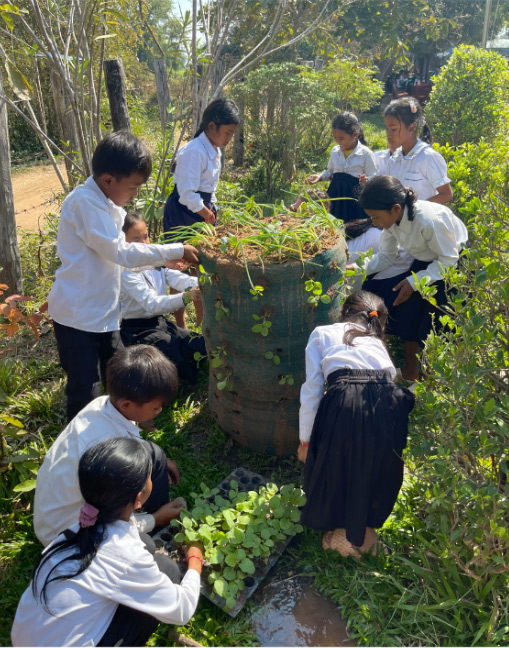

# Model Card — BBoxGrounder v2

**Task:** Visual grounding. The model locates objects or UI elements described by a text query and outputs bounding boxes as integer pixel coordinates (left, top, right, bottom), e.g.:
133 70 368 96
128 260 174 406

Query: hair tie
79 502 99 528
369 311 378 318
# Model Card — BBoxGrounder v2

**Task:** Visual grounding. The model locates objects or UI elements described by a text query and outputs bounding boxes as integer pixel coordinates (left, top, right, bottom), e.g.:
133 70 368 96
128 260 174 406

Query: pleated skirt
301 368 415 547
163 187 217 241
327 172 369 223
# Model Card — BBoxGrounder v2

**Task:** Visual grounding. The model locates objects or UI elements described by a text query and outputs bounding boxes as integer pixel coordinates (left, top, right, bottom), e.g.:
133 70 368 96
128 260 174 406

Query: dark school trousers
53 321 123 422
97 533 182 647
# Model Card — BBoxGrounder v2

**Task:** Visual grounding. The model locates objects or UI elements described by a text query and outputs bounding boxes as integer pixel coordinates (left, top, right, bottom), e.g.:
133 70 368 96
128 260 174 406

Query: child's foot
323 528 361 558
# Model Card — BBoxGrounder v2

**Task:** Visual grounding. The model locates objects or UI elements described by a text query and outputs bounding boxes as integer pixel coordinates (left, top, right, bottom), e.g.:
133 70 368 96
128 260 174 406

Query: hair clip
409 101 418 114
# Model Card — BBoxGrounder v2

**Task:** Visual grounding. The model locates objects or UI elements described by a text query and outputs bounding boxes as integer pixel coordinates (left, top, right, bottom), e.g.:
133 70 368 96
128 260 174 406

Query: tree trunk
0 67 22 296
233 99 244 167
154 59 171 132
103 58 131 131
50 68 81 187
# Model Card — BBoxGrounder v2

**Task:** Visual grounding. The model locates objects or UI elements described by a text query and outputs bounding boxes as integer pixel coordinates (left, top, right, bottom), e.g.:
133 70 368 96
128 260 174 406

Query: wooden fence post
103 58 131 131
0 66 22 296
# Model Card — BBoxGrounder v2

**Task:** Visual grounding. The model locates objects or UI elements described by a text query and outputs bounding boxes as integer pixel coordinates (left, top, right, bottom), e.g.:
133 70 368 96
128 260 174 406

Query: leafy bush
426 45 509 146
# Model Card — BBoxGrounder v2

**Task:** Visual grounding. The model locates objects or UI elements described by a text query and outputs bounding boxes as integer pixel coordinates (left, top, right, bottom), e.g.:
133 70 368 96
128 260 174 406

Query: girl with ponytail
358 175 468 381
12 438 202 647
298 290 415 558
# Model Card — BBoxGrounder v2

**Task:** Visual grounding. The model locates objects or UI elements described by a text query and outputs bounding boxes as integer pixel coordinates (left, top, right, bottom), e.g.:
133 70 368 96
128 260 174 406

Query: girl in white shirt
384 97 453 203
306 111 377 223
298 290 414 558
359 175 468 381
12 437 203 647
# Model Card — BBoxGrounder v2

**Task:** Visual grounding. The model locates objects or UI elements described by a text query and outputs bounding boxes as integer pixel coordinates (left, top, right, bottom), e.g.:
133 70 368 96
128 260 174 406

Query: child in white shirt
13 437 203 647
48 130 199 422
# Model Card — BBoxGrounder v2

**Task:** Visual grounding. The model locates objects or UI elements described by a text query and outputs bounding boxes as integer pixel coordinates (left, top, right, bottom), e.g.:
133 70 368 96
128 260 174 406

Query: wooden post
50 68 80 187
103 58 131 131
153 59 171 131
0 66 22 296
233 98 244 167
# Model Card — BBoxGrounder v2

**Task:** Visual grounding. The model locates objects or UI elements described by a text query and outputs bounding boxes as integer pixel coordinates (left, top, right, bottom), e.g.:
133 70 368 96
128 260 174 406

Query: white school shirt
386 139 450 200
11 520 201 647
374 149 392 175
48 176 184 333
348 227 414 283
364 201 468 290
320 141 377 181
120 267 198 320
33 396 156 547
174 131 221 213
299 322 396 442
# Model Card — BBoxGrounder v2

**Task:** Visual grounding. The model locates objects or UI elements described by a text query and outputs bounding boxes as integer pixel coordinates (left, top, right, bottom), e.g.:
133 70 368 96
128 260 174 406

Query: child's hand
182 245 199 265
152 501 183 526
392 278 414 306
297 444 309 462
306 174 321 185
167 458 181 485
165 259 190 271
346 263 357 271
358 173 368 185
188 287 201 303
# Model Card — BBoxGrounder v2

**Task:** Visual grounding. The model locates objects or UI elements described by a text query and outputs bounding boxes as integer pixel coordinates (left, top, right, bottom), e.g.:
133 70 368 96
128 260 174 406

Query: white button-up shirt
386 139 450 200
320 141 377 181
34 397 156 547
11 520 201 647
48 177 185 332
121 267 198 320
174 131 221 213
365 201 468 290
299 323 396 441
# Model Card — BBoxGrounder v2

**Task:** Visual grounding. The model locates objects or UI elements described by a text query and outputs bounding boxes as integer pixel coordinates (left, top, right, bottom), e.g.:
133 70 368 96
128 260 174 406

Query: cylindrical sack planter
199 239 347 456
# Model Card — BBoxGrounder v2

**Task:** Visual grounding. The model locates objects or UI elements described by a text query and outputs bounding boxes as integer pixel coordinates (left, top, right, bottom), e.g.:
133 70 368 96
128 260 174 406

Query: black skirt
327 172 369 223
163 186 217 241
301 368 414 547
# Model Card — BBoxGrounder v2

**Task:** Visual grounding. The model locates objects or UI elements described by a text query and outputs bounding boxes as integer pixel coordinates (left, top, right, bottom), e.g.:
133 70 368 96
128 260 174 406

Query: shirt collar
198 131 220 160
85 176 126 217
104 397 141 436
395 205 413 233
393 139 428 161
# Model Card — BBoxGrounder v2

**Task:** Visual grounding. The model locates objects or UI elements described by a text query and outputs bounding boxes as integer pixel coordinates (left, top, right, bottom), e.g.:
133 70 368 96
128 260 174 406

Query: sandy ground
11 162 66 231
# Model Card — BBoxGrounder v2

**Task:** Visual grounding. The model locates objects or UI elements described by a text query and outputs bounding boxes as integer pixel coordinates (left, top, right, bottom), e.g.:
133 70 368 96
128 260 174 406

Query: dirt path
12 162 66 231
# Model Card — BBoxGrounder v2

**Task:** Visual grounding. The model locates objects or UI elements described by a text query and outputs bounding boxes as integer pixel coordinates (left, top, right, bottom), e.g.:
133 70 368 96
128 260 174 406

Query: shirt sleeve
164 269 199 292
133 512 155 534
175 147 207 213
73 198 184 268
299 330 326 442
364 149 378 179
425 150 451 189
364 228 400 276
121 271 185 315
409 219 462 289
321 150 335 181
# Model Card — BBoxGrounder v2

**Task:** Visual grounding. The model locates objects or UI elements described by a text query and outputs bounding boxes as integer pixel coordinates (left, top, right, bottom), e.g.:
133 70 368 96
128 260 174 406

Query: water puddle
250 577 356 647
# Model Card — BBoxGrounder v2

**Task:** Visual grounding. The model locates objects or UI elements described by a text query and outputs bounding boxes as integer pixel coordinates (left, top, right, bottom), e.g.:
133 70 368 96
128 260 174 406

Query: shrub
426 45 509 146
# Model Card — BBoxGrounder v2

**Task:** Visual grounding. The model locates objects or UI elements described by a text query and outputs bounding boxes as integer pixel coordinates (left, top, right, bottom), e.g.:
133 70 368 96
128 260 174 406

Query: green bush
426 45 509 146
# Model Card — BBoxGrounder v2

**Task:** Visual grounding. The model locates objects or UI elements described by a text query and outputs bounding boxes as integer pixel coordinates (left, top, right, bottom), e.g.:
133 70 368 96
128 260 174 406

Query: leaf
213 578 228 597
225 552 237 567
13 479 36 493
94 33 117 40
0 414 24 428
182 516 193 529
4 60 31 100
239 558 255 574
223 566 237 581
225 596 236 611
208 547 224 564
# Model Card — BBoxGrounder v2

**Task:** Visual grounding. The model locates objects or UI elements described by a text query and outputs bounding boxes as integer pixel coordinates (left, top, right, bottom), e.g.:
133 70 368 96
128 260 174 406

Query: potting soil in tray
152 467 298 618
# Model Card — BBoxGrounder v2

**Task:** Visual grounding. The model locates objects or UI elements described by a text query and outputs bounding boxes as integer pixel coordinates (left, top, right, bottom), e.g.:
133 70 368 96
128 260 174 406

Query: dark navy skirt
363 259 450 344
327 172 369 223
301 368 414 546
163 186 217 241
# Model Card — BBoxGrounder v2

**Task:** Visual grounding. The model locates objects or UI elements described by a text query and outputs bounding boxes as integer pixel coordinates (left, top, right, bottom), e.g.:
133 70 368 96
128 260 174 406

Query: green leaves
251 313 272 336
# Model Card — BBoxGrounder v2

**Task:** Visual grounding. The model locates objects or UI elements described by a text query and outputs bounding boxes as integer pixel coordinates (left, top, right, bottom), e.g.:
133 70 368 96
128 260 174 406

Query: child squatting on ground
12 438 203 647
358 175 468 381
33 345 185 548
306 111 377 223
47 130 199 423
120 211 206 385
298 290 415 557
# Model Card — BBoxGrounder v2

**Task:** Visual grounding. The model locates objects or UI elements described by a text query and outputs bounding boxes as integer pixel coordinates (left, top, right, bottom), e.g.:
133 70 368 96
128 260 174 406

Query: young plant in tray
171 480 306 611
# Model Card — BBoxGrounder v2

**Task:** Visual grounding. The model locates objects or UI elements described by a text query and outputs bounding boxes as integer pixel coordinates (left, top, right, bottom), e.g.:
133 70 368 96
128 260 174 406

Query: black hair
32 438 152 610
92 130 152 180
344 218 374 240
194 98 241 138
358 175 418 221
122 210 145 234
384 97 432 144
106 345 178 405
332 111 367 146
340 290 388 346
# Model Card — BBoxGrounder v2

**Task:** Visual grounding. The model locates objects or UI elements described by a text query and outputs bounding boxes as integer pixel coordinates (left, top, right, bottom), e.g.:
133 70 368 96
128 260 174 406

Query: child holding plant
13 437 203 647
298 290 415 557
120 211 206 383
306 111 377 223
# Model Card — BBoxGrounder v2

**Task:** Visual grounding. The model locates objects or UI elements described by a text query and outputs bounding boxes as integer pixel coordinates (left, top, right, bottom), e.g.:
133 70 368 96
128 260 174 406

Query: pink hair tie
79 502 99 528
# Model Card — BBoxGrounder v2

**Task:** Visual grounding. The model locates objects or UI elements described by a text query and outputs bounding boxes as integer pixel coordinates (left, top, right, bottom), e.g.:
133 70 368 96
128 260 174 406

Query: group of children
11 93 469 645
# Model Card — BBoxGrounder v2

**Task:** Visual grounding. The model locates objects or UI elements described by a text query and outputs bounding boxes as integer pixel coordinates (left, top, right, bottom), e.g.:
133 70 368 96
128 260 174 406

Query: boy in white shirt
34 345 184 547
48 130 199 421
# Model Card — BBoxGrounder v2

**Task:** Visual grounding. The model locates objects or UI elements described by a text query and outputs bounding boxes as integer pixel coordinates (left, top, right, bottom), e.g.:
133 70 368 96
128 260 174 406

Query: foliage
426 45 509 146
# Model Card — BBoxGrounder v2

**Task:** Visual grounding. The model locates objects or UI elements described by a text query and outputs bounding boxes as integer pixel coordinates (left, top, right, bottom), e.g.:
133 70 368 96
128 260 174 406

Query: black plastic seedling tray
153 467 295 617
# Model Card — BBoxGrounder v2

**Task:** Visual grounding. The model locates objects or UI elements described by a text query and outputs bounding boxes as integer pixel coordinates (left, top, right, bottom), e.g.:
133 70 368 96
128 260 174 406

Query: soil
11 162 65 232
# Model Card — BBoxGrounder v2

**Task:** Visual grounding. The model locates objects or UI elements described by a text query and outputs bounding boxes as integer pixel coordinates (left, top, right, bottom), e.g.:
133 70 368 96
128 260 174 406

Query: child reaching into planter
359 175 468 381
306 111 377 223
298 290 415 557
120 211 206 383
13 437 203 647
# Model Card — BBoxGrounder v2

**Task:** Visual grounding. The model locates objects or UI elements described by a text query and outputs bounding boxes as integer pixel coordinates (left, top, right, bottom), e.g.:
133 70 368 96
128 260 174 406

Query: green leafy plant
304 279 331 306
264 350 281 366
251 313 272 337
215 299 230 321
278 374 294 386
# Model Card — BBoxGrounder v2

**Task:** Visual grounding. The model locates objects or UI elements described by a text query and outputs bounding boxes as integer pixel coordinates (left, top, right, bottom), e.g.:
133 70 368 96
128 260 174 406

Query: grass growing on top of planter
161 196 342 263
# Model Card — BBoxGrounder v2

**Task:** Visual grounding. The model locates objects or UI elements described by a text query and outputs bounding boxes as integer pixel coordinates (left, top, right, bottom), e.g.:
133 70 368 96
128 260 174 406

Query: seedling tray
153 467 297 617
